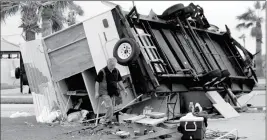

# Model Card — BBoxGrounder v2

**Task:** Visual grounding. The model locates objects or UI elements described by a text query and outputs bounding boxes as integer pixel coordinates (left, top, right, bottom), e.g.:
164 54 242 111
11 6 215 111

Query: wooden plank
205 91 226 104
123 115 146 123
48 38 94 82
213 103 240 119
162 29 191 69
135 117 168 126
175 32 203 74
202 35 226 70
133 128 177 140
210 39 238 76
196 32 219 70
151 29 181 71
44 23 86 51
180 29 209 72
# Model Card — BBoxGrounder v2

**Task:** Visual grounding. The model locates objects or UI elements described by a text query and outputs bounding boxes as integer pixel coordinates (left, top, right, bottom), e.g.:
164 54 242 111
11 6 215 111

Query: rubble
9 112 33 118
67 110 89 123
17 1 260 140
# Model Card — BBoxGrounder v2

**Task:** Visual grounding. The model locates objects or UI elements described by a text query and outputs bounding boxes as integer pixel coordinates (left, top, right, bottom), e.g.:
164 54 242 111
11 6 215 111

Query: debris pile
9 112 33 118
205 129 247 140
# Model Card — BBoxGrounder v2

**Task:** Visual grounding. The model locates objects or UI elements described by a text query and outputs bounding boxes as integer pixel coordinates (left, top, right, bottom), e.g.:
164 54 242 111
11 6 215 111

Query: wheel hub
117 43 132 59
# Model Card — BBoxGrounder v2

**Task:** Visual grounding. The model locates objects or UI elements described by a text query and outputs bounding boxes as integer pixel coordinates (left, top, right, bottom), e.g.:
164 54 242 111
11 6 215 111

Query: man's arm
117 70 127 95
118 81 126 91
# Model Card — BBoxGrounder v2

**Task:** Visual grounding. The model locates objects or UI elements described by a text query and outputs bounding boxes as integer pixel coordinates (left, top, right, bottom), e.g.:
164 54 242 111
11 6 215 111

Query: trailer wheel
113 38 140 66
221 69 230 78
160 4 185 19
201 69 221 84
15 67 21 79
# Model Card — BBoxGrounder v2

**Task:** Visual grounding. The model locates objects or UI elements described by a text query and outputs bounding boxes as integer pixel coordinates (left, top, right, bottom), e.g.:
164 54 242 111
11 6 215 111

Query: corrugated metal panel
20 40 51 93
20 40 68 122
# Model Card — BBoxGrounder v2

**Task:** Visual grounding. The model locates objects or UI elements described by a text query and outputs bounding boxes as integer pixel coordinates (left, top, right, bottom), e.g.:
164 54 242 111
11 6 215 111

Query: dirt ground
1 112 265 140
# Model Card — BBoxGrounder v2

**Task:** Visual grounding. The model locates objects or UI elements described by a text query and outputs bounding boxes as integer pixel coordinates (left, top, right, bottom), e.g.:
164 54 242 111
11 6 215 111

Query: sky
1 1 266 55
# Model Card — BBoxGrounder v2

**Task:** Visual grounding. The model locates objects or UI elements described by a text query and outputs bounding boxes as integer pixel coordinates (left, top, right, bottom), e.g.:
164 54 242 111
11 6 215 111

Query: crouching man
95 58 128 124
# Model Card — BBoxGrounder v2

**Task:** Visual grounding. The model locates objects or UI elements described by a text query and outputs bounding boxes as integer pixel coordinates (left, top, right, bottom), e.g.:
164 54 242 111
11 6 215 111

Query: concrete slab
238 90 266 107
207 113 265 140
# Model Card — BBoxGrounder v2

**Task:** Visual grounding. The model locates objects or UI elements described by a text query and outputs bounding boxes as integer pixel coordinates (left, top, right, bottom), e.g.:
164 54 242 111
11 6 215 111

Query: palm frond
51 8 65 32
258 17 264 23
53 1 69 11
236 23 246 30
254 1 261 10
20 2 40 27
246 22 254 28
236 22 255 30
66 10 77 26
19 23 41 33
239 34 246 39
236 8 257 22
66 2 84 16
41 1 84 16
0 1 20 22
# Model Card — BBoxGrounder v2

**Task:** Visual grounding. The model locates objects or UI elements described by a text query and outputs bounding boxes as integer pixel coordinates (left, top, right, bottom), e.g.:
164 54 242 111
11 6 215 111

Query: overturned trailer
20 3 257 122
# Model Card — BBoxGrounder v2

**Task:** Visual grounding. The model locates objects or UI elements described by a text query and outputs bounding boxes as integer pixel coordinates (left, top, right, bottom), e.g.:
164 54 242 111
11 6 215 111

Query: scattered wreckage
19 2 257 140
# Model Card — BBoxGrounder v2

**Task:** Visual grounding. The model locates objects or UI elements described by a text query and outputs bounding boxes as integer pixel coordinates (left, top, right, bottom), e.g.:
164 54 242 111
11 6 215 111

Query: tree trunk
255 22 263 77
42 18 52 37
25 30 36 41
41 7 53 37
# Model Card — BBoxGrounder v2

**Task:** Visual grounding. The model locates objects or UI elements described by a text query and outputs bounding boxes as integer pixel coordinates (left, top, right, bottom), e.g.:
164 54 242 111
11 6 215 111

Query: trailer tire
113 38 140 66
201 69 221 84
160 4 185 19
221 69 230 78
15 67 21 79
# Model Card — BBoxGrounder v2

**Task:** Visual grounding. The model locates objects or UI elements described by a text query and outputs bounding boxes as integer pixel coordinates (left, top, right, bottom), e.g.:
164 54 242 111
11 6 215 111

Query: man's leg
102 95 114 122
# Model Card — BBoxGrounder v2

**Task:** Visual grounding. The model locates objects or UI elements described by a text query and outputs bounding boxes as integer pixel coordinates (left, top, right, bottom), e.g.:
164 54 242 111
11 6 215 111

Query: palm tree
236 1 266 77
39 1 84 37
1 1 84 40
66 10 77 26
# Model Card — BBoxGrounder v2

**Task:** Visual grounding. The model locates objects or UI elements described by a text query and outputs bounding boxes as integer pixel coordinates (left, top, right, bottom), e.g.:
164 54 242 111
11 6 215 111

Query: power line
1 34 22 37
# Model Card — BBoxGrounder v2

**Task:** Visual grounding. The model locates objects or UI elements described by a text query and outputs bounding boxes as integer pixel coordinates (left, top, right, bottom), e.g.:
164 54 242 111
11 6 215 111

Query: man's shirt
95 66 122 96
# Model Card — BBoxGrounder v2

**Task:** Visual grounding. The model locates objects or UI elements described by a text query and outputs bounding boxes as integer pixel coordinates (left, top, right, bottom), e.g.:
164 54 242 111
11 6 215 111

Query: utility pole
238 34 246 49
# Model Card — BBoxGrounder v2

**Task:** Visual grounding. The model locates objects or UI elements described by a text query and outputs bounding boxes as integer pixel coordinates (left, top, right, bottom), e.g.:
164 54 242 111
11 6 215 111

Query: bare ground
1 112 265 140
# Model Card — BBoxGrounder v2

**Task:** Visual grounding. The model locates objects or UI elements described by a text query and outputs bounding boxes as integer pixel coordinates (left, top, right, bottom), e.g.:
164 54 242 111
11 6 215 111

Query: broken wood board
123 115 146 123
206 91 226 104
133 128 178 140
213 103 240 119
135 117 168 126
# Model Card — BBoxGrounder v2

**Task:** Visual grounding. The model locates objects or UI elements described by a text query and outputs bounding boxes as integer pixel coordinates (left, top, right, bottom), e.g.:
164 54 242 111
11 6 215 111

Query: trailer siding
43 23 94 82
